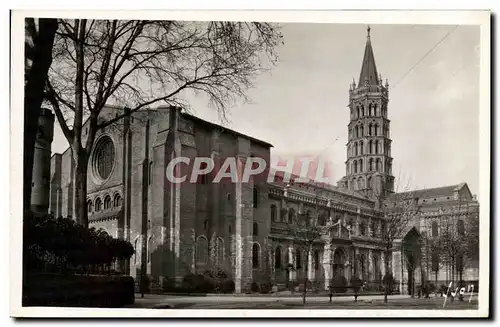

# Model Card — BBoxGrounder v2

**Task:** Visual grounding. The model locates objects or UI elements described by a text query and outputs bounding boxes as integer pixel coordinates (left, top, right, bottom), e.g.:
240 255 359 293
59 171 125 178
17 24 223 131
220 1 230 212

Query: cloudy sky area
50 23 480 196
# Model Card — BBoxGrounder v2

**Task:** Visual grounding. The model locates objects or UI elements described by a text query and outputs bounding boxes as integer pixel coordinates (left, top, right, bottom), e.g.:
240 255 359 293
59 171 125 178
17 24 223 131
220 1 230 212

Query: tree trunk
71 148 89 227
23 18 58 212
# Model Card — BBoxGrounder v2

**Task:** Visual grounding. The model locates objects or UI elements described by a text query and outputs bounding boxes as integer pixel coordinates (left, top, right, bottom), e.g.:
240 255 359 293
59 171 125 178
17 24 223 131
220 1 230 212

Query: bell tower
342 26 394 198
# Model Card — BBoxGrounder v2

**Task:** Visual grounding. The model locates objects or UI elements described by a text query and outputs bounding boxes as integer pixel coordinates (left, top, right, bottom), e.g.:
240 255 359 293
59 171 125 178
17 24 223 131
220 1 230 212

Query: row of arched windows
270 205 329 227
352 103 386 119
350 140 384 157
349 158 383 175
87 193 122 213
350 123 388 139
195 235 225 266
273 246 321 271
430 219 465 238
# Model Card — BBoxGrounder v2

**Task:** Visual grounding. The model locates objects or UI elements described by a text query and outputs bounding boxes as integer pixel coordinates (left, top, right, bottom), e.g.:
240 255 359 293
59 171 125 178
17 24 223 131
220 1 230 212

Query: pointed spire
358 26 379 87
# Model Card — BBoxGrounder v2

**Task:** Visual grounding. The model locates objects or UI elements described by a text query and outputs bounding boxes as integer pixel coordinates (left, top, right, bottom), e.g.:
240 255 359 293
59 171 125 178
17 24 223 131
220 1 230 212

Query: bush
23 212 134 274
219 279 235 294
259 281 273 294
250 281 260 293
350 277 363 293
330 275 348 293
286 280 298 293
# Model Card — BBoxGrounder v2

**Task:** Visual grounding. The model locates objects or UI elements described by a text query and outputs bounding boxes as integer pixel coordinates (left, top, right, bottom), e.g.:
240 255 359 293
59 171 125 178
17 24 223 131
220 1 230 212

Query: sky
50 23 481 197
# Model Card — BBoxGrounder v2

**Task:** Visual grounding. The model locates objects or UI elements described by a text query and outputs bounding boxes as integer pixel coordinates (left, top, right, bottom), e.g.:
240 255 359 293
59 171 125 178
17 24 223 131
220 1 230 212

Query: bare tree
44 19 283 227
24 18 59 211
378 177 422 277
435 201 478 287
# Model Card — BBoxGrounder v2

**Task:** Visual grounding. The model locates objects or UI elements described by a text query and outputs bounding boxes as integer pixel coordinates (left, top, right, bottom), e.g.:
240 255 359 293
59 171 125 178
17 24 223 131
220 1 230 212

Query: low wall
23 273 135 307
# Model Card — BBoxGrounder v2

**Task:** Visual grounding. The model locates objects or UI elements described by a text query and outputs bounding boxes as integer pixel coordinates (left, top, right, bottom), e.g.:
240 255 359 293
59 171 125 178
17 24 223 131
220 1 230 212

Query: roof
269 169 370 201
358 26 380 87
180 112 274 148
387 183 466 200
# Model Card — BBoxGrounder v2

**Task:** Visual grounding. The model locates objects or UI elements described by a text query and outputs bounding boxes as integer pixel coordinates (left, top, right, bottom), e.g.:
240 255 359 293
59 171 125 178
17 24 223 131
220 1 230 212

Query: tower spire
358 26 379 87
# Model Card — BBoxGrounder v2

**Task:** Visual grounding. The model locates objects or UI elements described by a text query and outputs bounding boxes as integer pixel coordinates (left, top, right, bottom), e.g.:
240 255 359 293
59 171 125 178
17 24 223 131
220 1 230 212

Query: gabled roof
358 26 380 87
387 183 471 200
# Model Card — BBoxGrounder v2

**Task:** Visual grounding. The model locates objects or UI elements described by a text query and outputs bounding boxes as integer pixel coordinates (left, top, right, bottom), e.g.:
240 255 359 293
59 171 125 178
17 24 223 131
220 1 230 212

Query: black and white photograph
10 10 490 318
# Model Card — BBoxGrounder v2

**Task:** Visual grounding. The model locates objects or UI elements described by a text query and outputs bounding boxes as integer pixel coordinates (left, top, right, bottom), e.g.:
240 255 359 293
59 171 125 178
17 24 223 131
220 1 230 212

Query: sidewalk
127 293 411 309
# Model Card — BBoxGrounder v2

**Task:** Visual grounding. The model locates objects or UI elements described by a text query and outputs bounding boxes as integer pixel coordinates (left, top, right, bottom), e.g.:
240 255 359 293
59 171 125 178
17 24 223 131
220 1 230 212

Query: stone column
288 244 295 281
381 251 386 277
323 243 333 290
307 247 314 281
354 248 360 278
392 250 403 294
368 249 373 281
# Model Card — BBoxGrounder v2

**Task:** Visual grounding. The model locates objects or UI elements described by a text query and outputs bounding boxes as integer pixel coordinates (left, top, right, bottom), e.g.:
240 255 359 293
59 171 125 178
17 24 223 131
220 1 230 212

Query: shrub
350 277 363 293
23 212 134 274
219 279 235 294
250 281 260 293
330 275 348 293
259 281 273 294
286 280 298 293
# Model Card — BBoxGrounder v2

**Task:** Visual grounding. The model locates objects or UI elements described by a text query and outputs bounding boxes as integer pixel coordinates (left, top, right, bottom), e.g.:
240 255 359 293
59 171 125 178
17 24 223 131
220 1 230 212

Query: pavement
125 293 479 310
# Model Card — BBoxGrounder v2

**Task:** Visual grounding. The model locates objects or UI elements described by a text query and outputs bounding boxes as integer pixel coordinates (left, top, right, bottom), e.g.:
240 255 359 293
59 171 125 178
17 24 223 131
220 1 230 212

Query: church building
30 27 480 295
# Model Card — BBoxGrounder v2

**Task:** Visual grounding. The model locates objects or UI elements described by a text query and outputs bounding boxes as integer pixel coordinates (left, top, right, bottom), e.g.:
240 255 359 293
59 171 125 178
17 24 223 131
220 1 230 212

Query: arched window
94 136 115 180
369 158 373 171
314 250 320 270
457 220 465 236
103 195 111 210
354 160 358 173
374 103 378 116
360 125 364 137
368 123 373 136
253 222 259 236
113 193 122 207
288 208 295 224
133 237 139 264
360 141 364 155
148 161 154 185
203 219 208 231
357 106 361 118
87 200 93 213
271 205 277 222
275 246 282 269
95 198 102 212
359 222 366 236
368 103 372 116
280 208 287 222
216 238 224 265
253 187 259 208
370 222 376 237
296 250 302 269
147 235 153 263
196 236 209 264
368 176 373 188
374 124 379 136
432 221 438 237
358 177 364 189
368 140 372 154
252 243 260 268
359 159 363 172
318 214 326 226
355 126 359 138
375 141 379 154
354 142 358 156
